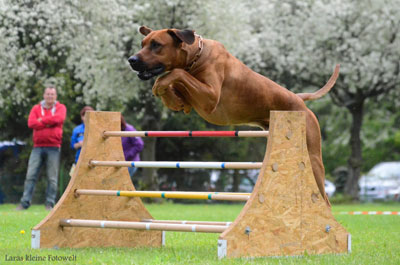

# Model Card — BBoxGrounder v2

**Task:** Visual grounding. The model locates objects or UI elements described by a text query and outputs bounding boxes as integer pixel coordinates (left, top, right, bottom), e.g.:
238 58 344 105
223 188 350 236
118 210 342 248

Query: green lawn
0 202 399 264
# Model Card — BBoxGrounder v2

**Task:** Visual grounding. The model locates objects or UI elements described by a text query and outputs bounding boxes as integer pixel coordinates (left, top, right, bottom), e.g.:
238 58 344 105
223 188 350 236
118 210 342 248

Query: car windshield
366 163 400 180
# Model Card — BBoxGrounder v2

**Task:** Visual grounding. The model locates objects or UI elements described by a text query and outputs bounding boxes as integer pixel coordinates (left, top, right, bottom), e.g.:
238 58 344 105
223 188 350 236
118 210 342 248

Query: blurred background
0 0 399 204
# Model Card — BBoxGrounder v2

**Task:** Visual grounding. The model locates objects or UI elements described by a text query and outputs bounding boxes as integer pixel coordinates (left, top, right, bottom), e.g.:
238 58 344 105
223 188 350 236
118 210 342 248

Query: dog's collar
185 34 203 72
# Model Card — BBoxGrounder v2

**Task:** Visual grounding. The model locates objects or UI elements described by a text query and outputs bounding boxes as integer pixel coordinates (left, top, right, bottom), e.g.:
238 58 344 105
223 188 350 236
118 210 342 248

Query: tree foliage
0 0 399 202
241 0 400 198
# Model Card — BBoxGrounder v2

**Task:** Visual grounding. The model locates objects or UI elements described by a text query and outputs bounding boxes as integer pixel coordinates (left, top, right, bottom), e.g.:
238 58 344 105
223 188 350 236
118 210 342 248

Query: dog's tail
297 64 340 101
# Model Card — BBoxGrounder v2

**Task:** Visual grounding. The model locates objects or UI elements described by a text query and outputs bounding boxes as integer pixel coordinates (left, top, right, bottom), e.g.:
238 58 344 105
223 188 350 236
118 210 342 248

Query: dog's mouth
135 65 166 81
128 55 166 80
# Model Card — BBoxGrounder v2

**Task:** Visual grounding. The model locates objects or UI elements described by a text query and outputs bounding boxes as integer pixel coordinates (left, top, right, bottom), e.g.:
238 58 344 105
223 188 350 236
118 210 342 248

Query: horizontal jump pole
103 130 269 138
75 189 250 201
141 219 232 226
89 160 263 169
60 219 227 233
338 211 400 215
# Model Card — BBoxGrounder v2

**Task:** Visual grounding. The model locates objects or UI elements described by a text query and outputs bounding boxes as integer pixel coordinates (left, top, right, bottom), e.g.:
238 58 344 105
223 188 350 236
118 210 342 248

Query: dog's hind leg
305 110 331 207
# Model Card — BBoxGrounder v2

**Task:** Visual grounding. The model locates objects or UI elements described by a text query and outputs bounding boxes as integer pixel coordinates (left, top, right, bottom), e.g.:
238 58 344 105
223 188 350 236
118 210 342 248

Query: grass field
0 202 399 264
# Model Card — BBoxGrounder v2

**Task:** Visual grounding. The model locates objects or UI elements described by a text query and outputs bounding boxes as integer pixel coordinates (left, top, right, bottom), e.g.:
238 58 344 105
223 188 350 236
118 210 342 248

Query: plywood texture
33 111 162 248
219 111 349 258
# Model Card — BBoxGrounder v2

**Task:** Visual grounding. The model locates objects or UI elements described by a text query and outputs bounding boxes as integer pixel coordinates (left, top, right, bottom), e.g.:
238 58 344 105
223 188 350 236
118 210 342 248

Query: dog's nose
128 55 140 65
128 55 146 71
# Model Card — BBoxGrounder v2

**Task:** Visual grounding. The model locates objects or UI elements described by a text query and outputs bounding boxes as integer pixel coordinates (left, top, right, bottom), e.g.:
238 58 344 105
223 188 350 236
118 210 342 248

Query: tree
0 0 143 199
244 0 400 198
4 0 397 201
122 0 253 191
0 0 255 197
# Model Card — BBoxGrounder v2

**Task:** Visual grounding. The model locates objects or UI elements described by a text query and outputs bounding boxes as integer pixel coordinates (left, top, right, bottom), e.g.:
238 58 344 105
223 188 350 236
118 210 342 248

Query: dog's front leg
153 69 221 114
159 83 193 114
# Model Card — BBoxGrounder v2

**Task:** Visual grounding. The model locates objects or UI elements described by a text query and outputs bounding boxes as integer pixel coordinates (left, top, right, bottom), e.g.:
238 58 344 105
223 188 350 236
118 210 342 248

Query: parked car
359 162 400 202
0 140 26 204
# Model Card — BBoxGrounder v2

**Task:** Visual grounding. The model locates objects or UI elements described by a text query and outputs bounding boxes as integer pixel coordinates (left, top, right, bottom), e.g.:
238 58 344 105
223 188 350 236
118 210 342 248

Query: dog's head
128 26 196 80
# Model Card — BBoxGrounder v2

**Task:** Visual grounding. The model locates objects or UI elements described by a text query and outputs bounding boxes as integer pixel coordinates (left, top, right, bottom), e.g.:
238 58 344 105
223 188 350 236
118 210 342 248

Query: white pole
60 219 227 233
89 160 262 169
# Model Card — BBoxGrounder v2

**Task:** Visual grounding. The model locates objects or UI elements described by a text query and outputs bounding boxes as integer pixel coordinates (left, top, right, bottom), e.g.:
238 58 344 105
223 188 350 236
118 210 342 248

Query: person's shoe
15 204 27 211
45 205 53 211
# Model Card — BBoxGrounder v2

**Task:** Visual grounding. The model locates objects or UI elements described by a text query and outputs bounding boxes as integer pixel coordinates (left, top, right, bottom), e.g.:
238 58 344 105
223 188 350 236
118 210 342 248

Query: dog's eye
150 41 162 51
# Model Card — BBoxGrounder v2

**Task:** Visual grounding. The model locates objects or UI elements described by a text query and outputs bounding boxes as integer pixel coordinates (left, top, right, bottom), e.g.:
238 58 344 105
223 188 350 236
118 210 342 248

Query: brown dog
128 26 339 206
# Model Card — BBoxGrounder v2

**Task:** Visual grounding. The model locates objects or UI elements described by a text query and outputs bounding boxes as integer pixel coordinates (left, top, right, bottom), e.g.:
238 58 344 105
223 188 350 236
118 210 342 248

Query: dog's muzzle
128 55 165 81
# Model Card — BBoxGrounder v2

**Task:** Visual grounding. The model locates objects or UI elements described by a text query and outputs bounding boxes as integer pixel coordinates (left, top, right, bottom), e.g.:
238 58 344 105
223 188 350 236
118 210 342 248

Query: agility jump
32 111 350 258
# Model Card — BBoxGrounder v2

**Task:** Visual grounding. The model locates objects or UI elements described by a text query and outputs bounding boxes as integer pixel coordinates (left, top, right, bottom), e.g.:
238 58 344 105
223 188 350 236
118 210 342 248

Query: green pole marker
208 194 212 200
117 191 120 196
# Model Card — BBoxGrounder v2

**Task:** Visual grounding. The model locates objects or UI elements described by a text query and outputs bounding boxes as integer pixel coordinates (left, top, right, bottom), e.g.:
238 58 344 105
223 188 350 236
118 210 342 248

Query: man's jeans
20 147 60 208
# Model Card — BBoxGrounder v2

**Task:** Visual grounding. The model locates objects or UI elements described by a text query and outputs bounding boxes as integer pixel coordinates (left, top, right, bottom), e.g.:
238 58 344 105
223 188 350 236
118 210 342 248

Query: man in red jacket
16 87 67 211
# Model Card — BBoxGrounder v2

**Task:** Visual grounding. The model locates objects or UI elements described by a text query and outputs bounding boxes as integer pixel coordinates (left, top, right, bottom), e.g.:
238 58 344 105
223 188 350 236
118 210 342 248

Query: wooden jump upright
32 112 162 249
32 111 350 258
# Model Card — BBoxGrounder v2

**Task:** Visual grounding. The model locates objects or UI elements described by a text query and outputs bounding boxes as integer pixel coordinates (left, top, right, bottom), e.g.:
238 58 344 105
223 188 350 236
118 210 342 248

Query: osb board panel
219 111 349 258
33 111 162 248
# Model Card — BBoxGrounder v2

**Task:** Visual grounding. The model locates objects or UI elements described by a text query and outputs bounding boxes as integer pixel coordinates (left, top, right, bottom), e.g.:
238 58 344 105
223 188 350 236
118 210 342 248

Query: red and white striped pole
103 130 269 138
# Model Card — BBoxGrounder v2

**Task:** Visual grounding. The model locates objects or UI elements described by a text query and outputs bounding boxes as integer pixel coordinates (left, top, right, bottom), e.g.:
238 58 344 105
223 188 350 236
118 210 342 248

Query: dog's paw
152 72 175 96
160 88 184 111
183 104 192 114
160 85 191 112
152 82 167 97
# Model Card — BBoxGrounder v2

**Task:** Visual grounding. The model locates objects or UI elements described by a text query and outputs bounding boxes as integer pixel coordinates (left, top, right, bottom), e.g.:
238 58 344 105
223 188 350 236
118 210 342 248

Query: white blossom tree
0 0 250 191
121 0 251 191
0 0 141 135
2 0 398 198
243 0 400 198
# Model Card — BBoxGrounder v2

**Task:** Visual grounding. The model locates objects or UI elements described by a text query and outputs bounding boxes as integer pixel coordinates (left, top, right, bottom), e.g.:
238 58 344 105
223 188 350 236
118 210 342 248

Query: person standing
16 87 67 211
121 115 144 179
70 106 94 165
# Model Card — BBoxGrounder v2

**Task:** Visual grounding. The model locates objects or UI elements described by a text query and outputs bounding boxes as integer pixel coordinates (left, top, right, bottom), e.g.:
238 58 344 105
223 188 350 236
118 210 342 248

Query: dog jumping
128 26 339 206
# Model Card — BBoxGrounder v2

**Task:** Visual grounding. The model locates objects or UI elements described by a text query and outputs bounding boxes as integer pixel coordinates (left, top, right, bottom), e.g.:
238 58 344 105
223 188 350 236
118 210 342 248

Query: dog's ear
139 26 152 36
167 29 195 45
